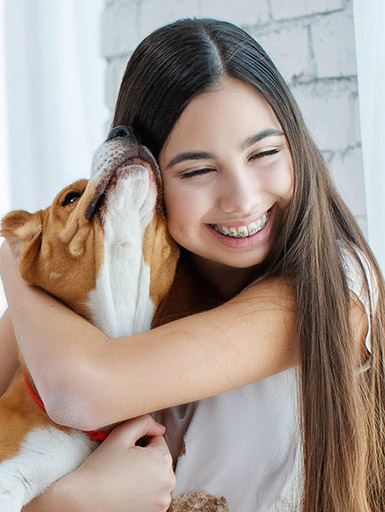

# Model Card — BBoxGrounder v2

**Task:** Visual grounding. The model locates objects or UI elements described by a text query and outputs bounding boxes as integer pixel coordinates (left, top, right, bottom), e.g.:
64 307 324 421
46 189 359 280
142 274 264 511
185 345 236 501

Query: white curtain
353 0 385 274
0 0 108 315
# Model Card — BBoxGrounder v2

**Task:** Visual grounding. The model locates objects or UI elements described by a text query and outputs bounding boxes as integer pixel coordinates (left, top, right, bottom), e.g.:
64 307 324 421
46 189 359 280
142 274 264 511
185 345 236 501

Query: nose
107 125 138 143
219 171 262 214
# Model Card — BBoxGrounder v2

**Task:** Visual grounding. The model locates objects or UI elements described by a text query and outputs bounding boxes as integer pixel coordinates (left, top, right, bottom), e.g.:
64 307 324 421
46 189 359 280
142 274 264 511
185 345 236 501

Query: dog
0 126 228 511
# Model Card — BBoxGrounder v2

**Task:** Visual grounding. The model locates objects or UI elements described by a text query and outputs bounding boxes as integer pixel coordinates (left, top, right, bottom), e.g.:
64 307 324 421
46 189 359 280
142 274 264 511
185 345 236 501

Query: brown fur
0 179 107 463
144 215 180 310
0 367 71 461
1 180 104 319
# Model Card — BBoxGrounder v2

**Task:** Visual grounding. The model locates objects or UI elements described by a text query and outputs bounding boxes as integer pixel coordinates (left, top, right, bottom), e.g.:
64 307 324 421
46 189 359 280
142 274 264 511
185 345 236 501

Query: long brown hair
112 18 385 511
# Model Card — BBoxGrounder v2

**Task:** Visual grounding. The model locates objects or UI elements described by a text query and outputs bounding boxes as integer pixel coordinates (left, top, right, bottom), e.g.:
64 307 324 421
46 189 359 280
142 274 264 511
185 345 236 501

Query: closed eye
181 168 214 180
250 148 280 160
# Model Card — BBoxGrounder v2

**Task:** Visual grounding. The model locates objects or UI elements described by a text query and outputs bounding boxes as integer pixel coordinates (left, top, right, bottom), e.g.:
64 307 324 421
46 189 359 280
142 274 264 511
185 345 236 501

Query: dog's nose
107 125 137 143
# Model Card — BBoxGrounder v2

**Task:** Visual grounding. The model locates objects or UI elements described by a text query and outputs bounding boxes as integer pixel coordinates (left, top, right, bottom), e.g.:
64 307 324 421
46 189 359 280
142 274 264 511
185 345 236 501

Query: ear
1 210 43 258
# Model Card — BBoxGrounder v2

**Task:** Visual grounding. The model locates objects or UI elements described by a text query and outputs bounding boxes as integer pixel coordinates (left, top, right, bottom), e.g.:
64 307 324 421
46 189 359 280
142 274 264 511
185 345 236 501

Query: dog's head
1 127 179 321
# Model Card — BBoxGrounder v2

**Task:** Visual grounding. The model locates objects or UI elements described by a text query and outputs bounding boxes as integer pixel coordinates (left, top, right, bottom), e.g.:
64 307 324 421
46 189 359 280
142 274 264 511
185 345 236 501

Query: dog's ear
1 210 43 258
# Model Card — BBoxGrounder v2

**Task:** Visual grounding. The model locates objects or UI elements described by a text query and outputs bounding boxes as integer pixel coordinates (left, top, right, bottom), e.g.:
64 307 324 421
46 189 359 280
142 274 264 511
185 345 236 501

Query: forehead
160 78 282 161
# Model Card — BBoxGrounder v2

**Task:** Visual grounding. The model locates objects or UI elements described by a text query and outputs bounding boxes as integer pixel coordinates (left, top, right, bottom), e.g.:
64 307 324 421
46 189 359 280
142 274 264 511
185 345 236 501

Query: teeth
212 211 270 238
229 227 238 237
247 222 258 235
237 226 248 237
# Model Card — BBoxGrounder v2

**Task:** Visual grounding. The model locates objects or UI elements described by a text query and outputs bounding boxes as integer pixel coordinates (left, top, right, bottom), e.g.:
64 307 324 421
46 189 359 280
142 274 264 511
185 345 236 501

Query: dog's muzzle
84 126 161 222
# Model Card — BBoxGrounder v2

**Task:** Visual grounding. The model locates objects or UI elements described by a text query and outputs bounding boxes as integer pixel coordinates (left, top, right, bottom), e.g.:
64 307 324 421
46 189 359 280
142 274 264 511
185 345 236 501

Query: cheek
280 169 294 203
164 185 184 220
163 184 197 236
270 159 294 206
163 181 213 246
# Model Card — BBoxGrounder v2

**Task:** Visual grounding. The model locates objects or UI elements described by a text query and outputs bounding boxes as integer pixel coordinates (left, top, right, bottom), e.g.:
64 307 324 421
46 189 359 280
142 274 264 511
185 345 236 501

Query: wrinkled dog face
0 134 169 319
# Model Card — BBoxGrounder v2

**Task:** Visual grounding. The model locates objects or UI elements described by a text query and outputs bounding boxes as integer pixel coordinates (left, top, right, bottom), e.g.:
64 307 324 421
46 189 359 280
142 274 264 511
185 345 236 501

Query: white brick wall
270 0 344 20
329 147 366 217
139 0 201 41
100 1 138 57
255 25 314 84
292 82 360 151
311 5 356 78
101 0 366 231
200 0 269 27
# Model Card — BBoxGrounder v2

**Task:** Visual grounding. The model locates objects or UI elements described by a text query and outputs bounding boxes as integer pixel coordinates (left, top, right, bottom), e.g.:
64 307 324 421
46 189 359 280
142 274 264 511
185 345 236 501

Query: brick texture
200 0 269 27
101 0 366 231
100 1 138 57
311 6 357 77
329 147 366 217
253 25 314 84
271 0 344 21
292 81 360 151
138 0 200 41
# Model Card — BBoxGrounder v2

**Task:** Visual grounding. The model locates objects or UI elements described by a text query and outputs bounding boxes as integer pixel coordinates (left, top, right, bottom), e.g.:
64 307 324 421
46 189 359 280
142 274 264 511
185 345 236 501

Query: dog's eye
62 192 82 206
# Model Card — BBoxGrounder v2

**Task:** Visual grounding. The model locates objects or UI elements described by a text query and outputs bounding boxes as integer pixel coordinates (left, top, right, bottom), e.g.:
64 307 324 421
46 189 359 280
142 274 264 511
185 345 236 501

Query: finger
110 415 166 446
146 434 170 453
147 436 176 487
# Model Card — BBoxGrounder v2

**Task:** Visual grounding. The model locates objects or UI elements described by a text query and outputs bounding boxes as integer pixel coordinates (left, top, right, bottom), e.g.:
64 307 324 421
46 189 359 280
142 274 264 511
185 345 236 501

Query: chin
224 249 270 269
209 253 268 270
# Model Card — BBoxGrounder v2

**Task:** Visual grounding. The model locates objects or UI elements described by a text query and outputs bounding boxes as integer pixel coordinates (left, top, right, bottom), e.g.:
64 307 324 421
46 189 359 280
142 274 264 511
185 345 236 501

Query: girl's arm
0 309 19 395
1 241 298 430
1 242 368 429
22 415 175 512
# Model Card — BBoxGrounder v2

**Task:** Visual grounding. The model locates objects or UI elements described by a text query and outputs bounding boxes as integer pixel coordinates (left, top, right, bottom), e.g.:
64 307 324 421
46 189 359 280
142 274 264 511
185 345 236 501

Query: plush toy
169 490 228 511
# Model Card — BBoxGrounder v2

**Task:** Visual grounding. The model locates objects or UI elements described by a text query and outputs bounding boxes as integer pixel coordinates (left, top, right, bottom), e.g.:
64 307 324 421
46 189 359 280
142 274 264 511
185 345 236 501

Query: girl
1 18 384 512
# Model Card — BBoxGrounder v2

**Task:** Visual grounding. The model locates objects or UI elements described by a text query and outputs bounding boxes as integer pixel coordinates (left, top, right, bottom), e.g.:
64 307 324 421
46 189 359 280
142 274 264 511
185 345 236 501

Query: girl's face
159 78 294 270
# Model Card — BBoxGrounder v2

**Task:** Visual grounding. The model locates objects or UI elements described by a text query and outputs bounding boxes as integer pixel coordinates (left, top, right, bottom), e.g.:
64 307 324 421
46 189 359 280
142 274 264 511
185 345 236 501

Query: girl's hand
0 240 20 293
63 414 176 512
0 309 19 396
0 242 20 395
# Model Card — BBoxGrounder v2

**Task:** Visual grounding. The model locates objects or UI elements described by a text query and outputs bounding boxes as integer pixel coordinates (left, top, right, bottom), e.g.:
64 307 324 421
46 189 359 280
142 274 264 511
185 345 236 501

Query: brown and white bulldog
0 126 227 512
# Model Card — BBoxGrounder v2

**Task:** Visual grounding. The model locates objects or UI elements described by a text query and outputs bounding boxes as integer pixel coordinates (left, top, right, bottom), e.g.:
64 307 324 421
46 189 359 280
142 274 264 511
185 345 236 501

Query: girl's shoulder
339 242 378 307
338 241 379 355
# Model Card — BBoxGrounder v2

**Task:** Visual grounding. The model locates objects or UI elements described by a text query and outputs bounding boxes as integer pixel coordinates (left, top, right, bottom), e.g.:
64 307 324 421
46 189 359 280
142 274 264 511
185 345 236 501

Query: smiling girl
1 18 384 512
159 79 293 277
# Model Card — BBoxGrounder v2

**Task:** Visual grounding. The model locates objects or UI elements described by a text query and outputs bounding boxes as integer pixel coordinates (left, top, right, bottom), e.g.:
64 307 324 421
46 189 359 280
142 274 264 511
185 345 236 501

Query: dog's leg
0 473 25 512
0 426 94 511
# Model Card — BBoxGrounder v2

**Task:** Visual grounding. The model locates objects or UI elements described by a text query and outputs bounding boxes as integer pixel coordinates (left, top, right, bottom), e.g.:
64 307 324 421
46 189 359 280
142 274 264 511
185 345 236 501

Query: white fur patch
87 166 155 337
0 427 94 511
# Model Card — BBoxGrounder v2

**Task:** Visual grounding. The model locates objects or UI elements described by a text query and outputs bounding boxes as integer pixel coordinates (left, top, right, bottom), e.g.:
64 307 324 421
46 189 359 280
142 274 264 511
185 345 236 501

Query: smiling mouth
210 209 272 239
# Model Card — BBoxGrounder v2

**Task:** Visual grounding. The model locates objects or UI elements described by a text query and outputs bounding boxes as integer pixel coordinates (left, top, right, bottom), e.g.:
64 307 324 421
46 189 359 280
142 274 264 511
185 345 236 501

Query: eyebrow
165 128 285 169
165 151 216 169
241 129 284 150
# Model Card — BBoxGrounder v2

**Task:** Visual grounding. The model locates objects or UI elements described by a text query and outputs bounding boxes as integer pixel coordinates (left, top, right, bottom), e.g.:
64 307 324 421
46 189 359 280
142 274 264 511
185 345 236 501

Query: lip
209 210 271 230
205 205 276 249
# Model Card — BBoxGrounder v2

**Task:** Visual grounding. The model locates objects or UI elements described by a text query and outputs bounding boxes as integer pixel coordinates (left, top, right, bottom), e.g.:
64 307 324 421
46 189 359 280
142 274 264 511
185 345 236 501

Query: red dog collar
23 373 110 442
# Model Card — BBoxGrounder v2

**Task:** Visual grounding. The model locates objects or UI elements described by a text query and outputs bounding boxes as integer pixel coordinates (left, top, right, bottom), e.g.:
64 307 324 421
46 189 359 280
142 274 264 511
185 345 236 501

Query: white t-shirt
163 247 377 511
